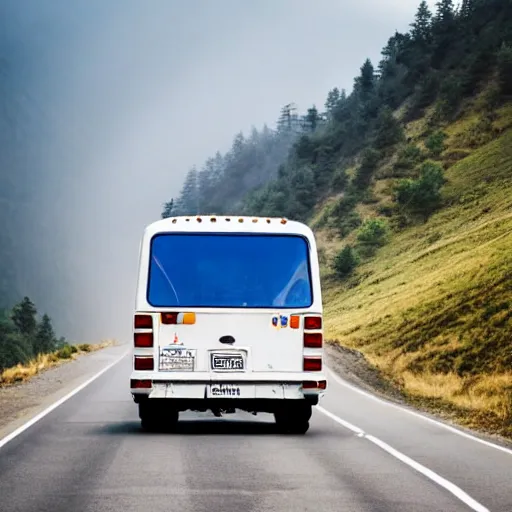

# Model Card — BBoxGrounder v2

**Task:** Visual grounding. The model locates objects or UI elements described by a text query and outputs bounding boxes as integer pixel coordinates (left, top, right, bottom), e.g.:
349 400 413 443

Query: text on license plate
211 353 244 371
209 383 241 397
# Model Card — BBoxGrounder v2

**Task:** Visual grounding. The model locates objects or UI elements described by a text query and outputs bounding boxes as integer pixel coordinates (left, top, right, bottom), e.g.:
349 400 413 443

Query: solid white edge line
316 405 364 435
316 406 490 512
326 365 512 457
0 349 130 450
365 435 489 512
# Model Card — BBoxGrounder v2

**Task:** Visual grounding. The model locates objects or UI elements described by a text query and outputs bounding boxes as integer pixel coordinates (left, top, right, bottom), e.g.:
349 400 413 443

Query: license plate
209 383 241 397
159 347 196 371
210 352 245 372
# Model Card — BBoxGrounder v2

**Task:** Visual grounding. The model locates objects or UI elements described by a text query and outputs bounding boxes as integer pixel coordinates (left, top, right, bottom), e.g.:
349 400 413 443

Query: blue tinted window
147 234 312 308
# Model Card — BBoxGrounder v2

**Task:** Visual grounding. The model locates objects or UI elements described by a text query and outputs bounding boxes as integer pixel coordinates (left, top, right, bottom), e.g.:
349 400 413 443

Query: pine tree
431 0 456 67
435 0 455 23
178 167 199 215
161 199 174 218
374 107 404 149
357 59 376 97
11 296 37 337
34 314 56 354
306 105 319 131
459 0 475 19
325 88 340 117
411 1 432 44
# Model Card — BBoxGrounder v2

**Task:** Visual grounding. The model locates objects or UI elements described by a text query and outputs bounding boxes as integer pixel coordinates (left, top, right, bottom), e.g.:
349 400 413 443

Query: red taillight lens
161 312 178 324
304 357 322 371
134 314 153 329
304 316 322 330
304 332 323 348
134 332 153 347
134 356 154 371
302 380 327 390
130 379 152 389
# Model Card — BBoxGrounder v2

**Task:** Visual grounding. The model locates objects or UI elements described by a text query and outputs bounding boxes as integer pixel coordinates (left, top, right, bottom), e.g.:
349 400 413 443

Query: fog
1 0 433 343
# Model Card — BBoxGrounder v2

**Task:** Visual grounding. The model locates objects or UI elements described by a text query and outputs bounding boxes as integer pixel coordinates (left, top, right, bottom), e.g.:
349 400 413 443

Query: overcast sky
3 0 437 341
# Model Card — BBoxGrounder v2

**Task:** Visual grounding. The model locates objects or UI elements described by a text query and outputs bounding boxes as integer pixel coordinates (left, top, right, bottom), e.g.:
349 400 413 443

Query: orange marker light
181 312 196 325
290 315 300 329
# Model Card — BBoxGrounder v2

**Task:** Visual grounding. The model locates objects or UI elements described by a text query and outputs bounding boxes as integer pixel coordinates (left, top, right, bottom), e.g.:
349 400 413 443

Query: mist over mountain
0 0 431 342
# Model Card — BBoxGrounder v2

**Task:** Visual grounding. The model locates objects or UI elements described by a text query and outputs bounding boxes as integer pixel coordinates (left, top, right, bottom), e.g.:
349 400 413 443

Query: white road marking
317 405 489 512
0 350 130 450
326 365 512 456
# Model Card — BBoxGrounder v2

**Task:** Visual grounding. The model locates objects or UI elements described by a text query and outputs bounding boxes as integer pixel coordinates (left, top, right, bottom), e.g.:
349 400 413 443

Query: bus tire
139 400 179 432
274 402 312 434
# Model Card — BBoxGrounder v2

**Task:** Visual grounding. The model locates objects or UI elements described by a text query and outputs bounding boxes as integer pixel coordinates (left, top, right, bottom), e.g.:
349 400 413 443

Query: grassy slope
319 102 512 438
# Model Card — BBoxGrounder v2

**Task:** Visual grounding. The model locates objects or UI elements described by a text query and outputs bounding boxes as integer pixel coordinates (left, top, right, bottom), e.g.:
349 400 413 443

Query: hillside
163 0 512 438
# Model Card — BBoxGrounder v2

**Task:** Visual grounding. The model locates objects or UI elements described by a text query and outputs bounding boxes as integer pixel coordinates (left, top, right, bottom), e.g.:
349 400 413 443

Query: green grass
320 115 512 438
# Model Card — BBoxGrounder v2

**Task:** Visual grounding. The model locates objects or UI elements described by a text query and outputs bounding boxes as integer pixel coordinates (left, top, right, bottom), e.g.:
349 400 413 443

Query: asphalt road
0 354 511 512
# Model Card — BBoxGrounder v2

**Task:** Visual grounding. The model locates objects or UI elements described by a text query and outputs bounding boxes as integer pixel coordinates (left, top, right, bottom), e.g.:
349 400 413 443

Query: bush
56 344 76 359
332 246 359 278
425 131 447 157
394 144 424 171
357 218 389 246
394 161 445 217
356 218 390 256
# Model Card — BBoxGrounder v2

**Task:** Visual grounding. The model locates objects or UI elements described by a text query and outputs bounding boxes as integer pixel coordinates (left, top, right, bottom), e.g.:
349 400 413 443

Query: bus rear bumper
130 371 327 403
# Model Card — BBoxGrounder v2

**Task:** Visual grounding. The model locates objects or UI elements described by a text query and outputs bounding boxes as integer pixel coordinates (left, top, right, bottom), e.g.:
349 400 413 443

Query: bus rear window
147 233 313 308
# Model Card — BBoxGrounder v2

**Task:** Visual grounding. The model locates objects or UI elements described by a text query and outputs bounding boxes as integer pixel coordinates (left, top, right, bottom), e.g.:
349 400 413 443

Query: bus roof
143 215 315 239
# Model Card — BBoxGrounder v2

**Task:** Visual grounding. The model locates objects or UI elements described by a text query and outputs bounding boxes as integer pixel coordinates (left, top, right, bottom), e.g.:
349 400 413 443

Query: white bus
130 215 326 434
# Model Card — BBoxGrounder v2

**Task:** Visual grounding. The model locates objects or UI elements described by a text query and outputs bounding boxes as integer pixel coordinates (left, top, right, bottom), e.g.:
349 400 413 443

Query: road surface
0 352 511 512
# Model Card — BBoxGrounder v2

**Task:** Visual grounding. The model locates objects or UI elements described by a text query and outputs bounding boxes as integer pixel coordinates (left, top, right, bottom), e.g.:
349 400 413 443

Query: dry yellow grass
0 340 115 387
320 123 512 438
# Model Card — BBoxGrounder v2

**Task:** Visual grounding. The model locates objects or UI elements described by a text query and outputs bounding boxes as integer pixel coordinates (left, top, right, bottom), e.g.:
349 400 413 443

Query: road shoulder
324 341 512 449
0 343 129 441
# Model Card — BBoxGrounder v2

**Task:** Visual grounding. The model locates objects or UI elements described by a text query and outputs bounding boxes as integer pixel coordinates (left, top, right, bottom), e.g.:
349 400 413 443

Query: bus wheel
274 402 312 434
139 400 178 432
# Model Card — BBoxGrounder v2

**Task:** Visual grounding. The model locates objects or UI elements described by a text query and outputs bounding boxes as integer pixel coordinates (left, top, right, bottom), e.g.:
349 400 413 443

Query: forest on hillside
164 0 512 236
0 296 67 372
